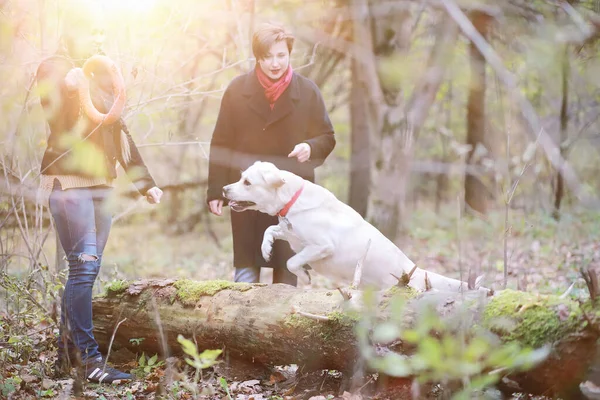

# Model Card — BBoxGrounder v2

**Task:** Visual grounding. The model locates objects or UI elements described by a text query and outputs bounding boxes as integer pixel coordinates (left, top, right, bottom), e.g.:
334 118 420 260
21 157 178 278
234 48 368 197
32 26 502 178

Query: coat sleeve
116 120 157 195
303 86 336 167
207 87 236 203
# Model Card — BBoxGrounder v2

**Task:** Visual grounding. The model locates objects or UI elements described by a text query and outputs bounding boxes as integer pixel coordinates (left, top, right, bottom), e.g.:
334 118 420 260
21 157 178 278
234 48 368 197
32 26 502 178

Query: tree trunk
367 113 413 239
94 280 359 372
464 11 490 215
348 57 371 218
366 17 459 239
553 44 569 221
93 279 599 398
436 83 452 213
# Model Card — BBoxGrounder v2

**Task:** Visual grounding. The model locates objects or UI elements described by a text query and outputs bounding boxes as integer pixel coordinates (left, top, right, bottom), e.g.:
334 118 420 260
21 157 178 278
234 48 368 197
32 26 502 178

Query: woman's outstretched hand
146 186 163 204
288 143 311 163
208 199 223 216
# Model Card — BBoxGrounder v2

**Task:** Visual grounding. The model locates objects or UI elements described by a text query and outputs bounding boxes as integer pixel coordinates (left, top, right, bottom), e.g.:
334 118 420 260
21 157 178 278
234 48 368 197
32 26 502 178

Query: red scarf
256 65 293 109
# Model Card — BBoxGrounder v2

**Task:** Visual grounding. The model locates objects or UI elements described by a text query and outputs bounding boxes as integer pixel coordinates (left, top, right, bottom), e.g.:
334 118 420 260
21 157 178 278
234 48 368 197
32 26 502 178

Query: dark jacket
36 55 156 195
207 69 336 269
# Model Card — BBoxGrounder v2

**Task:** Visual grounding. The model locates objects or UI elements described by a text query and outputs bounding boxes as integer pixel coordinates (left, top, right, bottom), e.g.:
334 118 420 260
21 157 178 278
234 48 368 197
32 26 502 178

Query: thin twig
291 305 330 321
337 287 352 301
560 282 576 299
136 140 210 149
104 317 127 370
457 195 463 293
151 296 170 359
352 239 371 288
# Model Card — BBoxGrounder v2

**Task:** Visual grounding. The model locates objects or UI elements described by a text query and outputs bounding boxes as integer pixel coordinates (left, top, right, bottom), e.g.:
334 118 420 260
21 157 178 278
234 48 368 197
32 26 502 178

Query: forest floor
1 203 598 399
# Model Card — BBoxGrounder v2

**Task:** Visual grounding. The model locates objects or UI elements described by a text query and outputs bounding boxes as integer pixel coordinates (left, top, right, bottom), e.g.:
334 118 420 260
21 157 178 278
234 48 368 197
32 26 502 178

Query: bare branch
440 0 599 207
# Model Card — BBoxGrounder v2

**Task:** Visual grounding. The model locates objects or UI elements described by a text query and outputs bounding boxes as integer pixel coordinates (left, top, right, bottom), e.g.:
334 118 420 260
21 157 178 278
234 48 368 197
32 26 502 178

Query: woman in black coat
207 22 336 286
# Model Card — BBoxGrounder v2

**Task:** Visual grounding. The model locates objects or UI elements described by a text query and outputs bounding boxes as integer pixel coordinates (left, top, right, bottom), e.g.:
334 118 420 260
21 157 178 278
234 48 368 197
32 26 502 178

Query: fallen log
92 278 599 397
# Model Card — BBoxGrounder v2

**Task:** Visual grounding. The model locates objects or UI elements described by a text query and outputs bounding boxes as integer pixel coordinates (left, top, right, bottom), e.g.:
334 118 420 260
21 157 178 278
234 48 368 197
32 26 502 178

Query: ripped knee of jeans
77 253 98 263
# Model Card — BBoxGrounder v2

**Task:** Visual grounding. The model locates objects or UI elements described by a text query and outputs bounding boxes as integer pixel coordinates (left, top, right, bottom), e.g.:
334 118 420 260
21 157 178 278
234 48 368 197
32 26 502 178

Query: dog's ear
262 170 285 188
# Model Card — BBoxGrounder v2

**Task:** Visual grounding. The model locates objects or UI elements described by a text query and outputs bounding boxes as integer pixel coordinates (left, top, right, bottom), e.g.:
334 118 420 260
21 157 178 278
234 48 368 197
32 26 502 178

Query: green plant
129 337 145 346
1 376 22 397
177 334 223 384
38 388 56 397
358 293 550 399
219 377 233 400
135 352 164 376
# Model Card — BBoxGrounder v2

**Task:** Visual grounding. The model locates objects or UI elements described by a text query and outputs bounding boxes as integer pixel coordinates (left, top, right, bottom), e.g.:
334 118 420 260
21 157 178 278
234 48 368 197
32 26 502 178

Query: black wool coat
207 69 336 269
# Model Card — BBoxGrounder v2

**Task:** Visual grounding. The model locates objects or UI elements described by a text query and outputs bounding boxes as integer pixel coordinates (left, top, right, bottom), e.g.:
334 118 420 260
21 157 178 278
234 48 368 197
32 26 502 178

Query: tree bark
93 279 599 398
366 16 459 239
553 44 569 221
464 10 490 216
349 0 460 239
348 57 371 218
94 280 359 372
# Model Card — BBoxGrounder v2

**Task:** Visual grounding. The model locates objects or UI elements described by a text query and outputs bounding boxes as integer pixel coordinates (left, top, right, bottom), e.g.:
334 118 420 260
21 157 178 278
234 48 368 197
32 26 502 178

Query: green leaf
40 389 56 397
402 329 419 344
184 358 196 368
219 377 232 400
199 348 223 362
7 336 20 344
177 334 199 358
219 377 229 391
464 337 490 361
148 354 158 366
1 383 16 396
139 352 146 367
419 337 443 367
372 322 400 343
371 352 412 377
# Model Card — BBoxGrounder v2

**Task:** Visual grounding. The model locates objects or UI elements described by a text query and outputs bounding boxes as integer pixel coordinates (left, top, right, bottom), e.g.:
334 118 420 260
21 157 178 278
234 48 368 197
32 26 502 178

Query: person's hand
64 68 86 91
146 186 163 204
209 199 223 216
288 143 311 163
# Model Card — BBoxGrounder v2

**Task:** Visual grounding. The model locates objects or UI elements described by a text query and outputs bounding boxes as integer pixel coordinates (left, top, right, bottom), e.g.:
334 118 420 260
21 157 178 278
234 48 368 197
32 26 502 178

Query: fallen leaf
269 371 286 384
42 378 54 389
21 373 38 384
341 392 363 400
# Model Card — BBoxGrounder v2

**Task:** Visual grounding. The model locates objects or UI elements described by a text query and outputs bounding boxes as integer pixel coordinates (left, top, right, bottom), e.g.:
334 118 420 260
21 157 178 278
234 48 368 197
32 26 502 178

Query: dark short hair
252 23 295 60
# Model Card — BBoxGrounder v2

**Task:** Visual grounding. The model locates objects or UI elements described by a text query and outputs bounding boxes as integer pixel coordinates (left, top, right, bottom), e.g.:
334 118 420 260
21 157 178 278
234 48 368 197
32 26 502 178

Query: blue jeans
234 266 298 286
49 180 113 362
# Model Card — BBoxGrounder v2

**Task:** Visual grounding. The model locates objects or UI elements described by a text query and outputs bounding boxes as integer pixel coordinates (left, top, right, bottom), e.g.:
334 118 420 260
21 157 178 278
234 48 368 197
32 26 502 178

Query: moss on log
92 279 599 397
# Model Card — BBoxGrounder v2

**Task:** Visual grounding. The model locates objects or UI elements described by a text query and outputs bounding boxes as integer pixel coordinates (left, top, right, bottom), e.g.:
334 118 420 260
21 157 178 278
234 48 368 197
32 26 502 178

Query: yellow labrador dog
223 161 475 291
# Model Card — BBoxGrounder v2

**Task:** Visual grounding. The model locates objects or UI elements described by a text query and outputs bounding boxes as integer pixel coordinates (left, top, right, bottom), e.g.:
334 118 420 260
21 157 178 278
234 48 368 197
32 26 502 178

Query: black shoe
82 357 133 384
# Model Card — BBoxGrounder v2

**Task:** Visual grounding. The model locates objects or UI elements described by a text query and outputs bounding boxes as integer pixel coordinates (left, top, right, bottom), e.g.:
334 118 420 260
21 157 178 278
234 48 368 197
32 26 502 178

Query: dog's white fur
223 161 474 291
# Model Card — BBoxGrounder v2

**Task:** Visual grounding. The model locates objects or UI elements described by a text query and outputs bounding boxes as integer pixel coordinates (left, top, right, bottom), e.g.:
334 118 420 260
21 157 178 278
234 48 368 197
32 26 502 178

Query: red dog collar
277 185 304 217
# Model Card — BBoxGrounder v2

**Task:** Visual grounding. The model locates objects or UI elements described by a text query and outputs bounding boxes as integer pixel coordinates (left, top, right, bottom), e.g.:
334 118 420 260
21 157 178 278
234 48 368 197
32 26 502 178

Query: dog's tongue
229 201 243 212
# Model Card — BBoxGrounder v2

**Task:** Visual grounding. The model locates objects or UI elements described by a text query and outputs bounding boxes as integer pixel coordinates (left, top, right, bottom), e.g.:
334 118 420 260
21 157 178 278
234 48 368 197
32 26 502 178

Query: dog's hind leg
286 244 334 276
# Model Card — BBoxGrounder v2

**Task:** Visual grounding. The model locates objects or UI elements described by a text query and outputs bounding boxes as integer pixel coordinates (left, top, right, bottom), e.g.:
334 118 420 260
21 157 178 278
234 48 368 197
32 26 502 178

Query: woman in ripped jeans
37 13 162 384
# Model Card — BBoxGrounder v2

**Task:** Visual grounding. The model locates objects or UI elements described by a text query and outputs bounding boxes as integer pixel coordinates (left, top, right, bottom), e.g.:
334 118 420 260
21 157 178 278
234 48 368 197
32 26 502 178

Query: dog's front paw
261 239 273 263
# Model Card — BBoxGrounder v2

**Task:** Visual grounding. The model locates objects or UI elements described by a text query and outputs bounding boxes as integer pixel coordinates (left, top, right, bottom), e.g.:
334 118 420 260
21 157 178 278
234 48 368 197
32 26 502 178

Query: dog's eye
243 179 251 186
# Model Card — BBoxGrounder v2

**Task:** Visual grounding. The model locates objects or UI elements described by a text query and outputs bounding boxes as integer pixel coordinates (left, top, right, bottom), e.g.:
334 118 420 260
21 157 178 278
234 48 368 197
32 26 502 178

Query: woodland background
1 0 600 398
